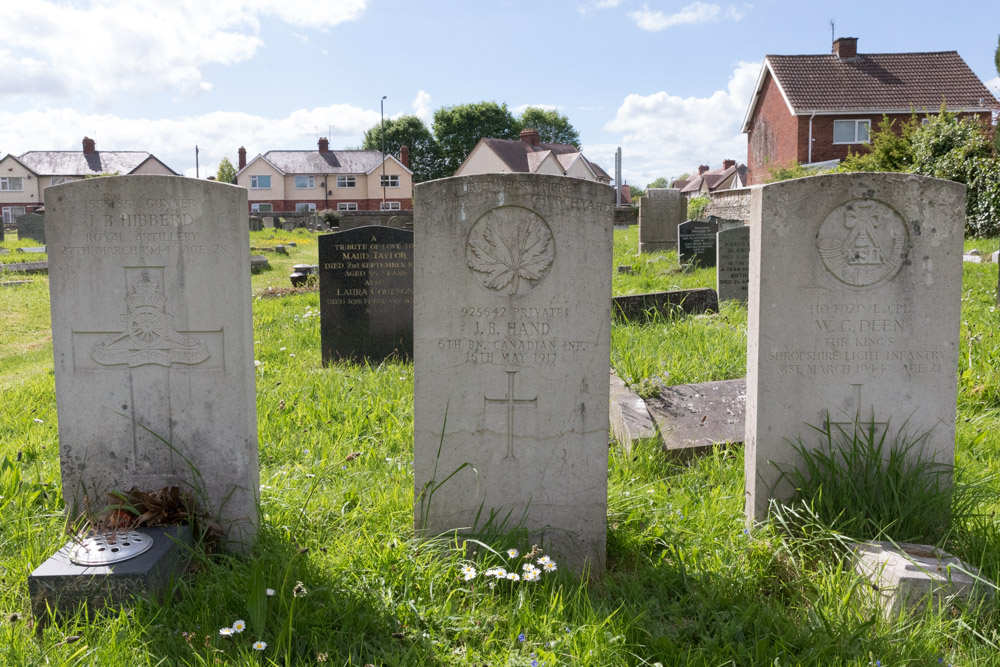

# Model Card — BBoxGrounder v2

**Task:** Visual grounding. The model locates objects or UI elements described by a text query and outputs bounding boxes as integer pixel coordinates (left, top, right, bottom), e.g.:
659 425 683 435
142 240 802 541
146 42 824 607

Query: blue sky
2 1 998 186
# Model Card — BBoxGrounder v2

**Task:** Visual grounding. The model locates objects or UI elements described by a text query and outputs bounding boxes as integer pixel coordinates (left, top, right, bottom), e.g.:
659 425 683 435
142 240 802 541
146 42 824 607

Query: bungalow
741 37 1000 185
235 138 413 214
671 160 747 196
0 137 176 225
454 129 612 184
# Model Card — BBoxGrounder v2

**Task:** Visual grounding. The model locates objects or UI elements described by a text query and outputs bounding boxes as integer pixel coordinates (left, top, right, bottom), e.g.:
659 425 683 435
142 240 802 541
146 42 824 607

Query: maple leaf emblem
467 207 554 295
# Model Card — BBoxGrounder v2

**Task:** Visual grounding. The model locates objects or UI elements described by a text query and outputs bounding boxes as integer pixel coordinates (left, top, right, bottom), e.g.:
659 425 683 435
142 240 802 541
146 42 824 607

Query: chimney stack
318 137 329 154
833 37 858 58
238 146 247 170
722 159 736 170
399 145 409 169
697 165 710 175
82 137 96 154
519 128 541 148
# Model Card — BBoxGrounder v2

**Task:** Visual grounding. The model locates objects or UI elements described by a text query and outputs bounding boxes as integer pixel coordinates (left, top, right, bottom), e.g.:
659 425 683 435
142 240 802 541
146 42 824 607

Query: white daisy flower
232 620 246 633
460 564 477 581
266 588 275 596
542 561 557 572
537 555 552 565
523 570 540 581
219 627 234 637
252 640 267 651
506 548 519 558
505 572 521 581
522 563 539 573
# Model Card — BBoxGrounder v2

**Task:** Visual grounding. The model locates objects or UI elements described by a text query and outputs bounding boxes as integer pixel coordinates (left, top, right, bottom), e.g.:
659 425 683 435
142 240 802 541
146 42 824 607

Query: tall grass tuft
779 416 995 544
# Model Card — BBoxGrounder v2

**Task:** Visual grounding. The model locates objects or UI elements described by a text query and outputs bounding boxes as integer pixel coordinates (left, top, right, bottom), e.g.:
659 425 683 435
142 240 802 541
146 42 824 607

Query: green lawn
0 227 998 665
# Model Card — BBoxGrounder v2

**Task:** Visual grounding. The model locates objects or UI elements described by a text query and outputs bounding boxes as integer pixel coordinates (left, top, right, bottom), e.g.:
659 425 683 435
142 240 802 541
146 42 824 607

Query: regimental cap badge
126 272 167 311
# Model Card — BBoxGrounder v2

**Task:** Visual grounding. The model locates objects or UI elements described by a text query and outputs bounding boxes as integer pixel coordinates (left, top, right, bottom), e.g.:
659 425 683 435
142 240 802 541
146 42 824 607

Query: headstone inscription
413 173 612 574
677 219 718 268
319 226 413 364
46 175 259 551
638 188 685 253
716 225 750 303
17 212 46 244
745 173 965 522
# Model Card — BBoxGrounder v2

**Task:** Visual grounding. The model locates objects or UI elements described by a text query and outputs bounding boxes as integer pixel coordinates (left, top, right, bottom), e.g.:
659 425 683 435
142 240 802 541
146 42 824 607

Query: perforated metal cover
68 530 153 566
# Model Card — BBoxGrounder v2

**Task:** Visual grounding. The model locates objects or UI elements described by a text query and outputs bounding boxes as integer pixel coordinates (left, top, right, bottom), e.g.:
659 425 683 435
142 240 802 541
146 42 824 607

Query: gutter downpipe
808 112 816 164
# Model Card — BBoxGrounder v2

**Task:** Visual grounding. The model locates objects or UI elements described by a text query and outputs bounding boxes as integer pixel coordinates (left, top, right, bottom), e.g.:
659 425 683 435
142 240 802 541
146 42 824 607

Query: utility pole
195 145 199 178
380 96 388 211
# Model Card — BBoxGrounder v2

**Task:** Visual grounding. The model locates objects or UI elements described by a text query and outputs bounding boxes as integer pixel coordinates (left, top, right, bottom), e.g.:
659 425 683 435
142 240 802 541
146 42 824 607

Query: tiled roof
477 138 609 180
679 164 746 194
18 151 172 176
262 150 386 174
767 51 1000 112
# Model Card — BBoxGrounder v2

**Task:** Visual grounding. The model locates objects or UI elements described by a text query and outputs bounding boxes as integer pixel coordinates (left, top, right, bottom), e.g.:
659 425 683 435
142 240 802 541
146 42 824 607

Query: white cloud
0 103 382 178
2 1 367 107
987 76 1000 97
579 0 626 15
412 90 433 125
512 104 560 114
597 60 760 186
628 2 744 31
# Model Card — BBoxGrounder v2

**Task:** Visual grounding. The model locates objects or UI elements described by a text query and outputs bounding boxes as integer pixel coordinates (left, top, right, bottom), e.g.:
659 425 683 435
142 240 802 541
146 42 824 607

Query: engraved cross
830 383 889 437
484 370 537 460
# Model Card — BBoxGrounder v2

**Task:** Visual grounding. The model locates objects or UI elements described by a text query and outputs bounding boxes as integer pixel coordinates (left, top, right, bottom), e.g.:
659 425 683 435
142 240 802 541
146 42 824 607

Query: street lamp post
380 95 387 211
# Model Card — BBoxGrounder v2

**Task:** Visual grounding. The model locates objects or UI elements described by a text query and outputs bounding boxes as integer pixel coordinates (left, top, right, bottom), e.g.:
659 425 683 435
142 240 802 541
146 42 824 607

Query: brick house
741 37 1000 185
235 138 413 214
454 129 612 184
0 137 176 225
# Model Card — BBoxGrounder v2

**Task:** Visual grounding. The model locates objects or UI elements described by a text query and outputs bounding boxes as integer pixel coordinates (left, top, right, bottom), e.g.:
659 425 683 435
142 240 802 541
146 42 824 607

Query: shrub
687 195 710 220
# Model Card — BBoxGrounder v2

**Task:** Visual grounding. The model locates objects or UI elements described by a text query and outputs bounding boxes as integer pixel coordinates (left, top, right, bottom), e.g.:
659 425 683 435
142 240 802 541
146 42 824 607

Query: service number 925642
460 307 506 318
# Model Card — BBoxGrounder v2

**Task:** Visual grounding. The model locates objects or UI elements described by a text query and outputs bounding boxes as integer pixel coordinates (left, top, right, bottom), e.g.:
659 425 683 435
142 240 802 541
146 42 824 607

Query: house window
294 175 315 189
380 201 401 211
250 175 271 189
295 203 317 212
251 203 273 212
833 119 871 144
380 174 399 188
0 177 23 191
2 206 26 224
50 176 74 186
337 176 356 188
337 202 358 211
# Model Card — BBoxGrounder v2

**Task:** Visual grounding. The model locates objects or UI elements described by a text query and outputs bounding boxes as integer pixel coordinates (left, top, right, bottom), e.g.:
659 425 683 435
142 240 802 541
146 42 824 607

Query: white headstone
745 173 965 521
413 174 612 574
46 176 258 551
716 225 750 303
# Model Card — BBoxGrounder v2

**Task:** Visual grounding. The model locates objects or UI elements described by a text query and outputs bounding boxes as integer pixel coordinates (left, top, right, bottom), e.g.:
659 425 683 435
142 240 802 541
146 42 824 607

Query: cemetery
0 171 999 665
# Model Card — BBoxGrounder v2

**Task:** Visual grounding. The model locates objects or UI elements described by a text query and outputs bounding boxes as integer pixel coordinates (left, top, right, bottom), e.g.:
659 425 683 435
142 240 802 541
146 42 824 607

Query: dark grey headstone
319 226 413 364
612 288 718 322
249 216 263 232
17 213 45 244
250 255 269 272
3 261 48 274
28 525 191 621
645 379 746 458
677 219 718 268
716 226 750 303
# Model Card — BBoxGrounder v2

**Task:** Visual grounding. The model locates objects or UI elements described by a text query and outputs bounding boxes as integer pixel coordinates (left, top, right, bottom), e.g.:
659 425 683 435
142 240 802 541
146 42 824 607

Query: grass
0 226 998 665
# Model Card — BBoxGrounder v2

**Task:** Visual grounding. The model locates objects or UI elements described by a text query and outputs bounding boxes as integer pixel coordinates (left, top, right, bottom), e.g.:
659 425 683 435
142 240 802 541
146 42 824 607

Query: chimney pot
238 146 247 170
698 165 710 175
399 145 409 169
519 128 541 148
723 159 736 170
318 137 329 154
833 37 858 58
82 137 96 154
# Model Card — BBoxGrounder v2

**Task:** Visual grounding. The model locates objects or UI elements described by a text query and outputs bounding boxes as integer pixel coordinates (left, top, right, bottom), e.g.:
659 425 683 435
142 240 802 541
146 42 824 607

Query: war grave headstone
413 173 612 574
677 219 718 268
44 176 259 548
17 212 46 244
745 173 965 522
638 188 685 253
249 216 263 232
716 225 750 303
319 226 413 363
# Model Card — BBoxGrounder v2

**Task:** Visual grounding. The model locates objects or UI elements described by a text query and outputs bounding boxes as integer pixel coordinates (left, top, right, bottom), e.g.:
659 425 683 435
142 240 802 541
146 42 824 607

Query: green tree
839 114 918 173
433 101 520 175
363 115 446 183
645 177 670 189
517 107 580 147
687 195 710 220
216 157 237 184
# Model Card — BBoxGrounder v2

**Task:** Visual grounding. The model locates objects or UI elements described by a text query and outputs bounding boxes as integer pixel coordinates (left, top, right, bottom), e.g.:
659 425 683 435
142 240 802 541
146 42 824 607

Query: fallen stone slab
250 255 270 272
851 541 994 619
0 280 33 288
18 246 46 254
2 261 48 274
612 288 718 323
644 378 745 458
609 371 658 457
